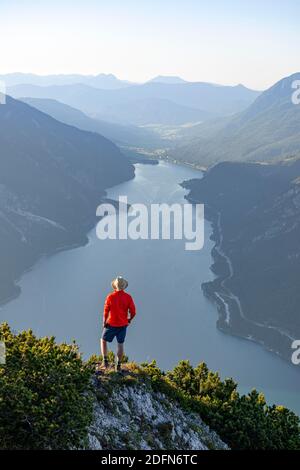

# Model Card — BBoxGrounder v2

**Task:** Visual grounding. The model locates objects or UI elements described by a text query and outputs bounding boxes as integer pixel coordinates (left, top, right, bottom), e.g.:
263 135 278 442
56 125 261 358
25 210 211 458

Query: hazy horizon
0 70 267 90
1 70 299 92
1 0 300 90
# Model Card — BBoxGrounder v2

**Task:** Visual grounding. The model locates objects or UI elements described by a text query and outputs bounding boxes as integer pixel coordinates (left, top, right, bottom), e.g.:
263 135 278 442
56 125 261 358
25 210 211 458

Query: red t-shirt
103 290 136 327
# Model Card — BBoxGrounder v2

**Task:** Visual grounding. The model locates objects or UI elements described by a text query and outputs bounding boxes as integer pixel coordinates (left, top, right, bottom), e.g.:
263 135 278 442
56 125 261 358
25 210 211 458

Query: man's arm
103 295 111 327
128 296 136 323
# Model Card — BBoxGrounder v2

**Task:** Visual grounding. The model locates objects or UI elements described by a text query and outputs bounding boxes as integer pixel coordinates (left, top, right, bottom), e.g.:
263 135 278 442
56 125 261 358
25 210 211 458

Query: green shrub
140 360 163 384
1 322 299 451
141 360 300 450
0 323 93 450
166 360 300 450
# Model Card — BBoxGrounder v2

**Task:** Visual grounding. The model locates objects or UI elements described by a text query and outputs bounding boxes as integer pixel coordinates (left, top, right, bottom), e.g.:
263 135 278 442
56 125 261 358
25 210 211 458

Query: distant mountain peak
148 75 188 84
170 71 300 167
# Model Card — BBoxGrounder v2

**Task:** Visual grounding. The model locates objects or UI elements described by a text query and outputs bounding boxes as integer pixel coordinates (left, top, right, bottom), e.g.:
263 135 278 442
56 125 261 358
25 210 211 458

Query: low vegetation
141 360 300 450
0 324 299 450
0 323 93 449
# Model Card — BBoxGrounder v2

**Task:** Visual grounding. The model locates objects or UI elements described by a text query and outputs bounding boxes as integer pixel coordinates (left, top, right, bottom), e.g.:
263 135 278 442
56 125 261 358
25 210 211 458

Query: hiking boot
102 358 109 369
115 361 122 372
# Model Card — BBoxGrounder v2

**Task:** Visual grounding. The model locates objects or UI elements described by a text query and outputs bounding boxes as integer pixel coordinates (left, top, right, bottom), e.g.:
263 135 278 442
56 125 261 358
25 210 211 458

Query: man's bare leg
117 342 124 362
116 342 124 371
101 339 109 368
101 339 108 357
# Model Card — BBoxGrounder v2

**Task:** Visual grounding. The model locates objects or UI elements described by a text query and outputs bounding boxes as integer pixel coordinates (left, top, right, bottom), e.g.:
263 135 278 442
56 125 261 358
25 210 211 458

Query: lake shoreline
184 193 297 366
128 150 208 172
158 154 207 172
3 156 295 369
0 172 137 309
2 160 300 415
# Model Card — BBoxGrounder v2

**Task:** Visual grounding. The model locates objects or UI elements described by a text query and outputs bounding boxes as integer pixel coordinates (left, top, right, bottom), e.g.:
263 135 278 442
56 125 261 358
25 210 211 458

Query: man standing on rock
101 276 136 372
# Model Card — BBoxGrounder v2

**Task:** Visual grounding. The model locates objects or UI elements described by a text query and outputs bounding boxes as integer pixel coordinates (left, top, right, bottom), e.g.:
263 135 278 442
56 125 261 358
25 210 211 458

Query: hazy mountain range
21 97 161 148
171 73 300 166
7 80 259 126
1 72 189 88
0 73 133 89
0 94 134 303
0 72 245 89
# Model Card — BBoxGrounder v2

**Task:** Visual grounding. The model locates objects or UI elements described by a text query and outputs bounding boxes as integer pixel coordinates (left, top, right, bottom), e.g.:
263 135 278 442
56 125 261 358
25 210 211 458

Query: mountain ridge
20 97 162 147
0 94 134 303
8 80 260 125
171 72 300 166
0 72 133 89
148 75 188 84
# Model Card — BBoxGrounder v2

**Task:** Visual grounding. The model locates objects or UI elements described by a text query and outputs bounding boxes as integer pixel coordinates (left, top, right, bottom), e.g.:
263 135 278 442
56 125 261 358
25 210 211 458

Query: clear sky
1 0 299 90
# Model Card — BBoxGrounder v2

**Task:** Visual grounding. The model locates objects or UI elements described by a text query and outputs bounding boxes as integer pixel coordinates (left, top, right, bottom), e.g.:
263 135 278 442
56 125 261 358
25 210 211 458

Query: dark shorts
102 325 127 344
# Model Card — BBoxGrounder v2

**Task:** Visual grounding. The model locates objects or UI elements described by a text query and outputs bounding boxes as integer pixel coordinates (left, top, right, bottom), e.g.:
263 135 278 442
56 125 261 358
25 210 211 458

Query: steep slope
89 374 227 450
172 73 300 166
21 97 161 148
98 97 211 125
183 157 300 360
0 95 134 303
8 81 260 125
